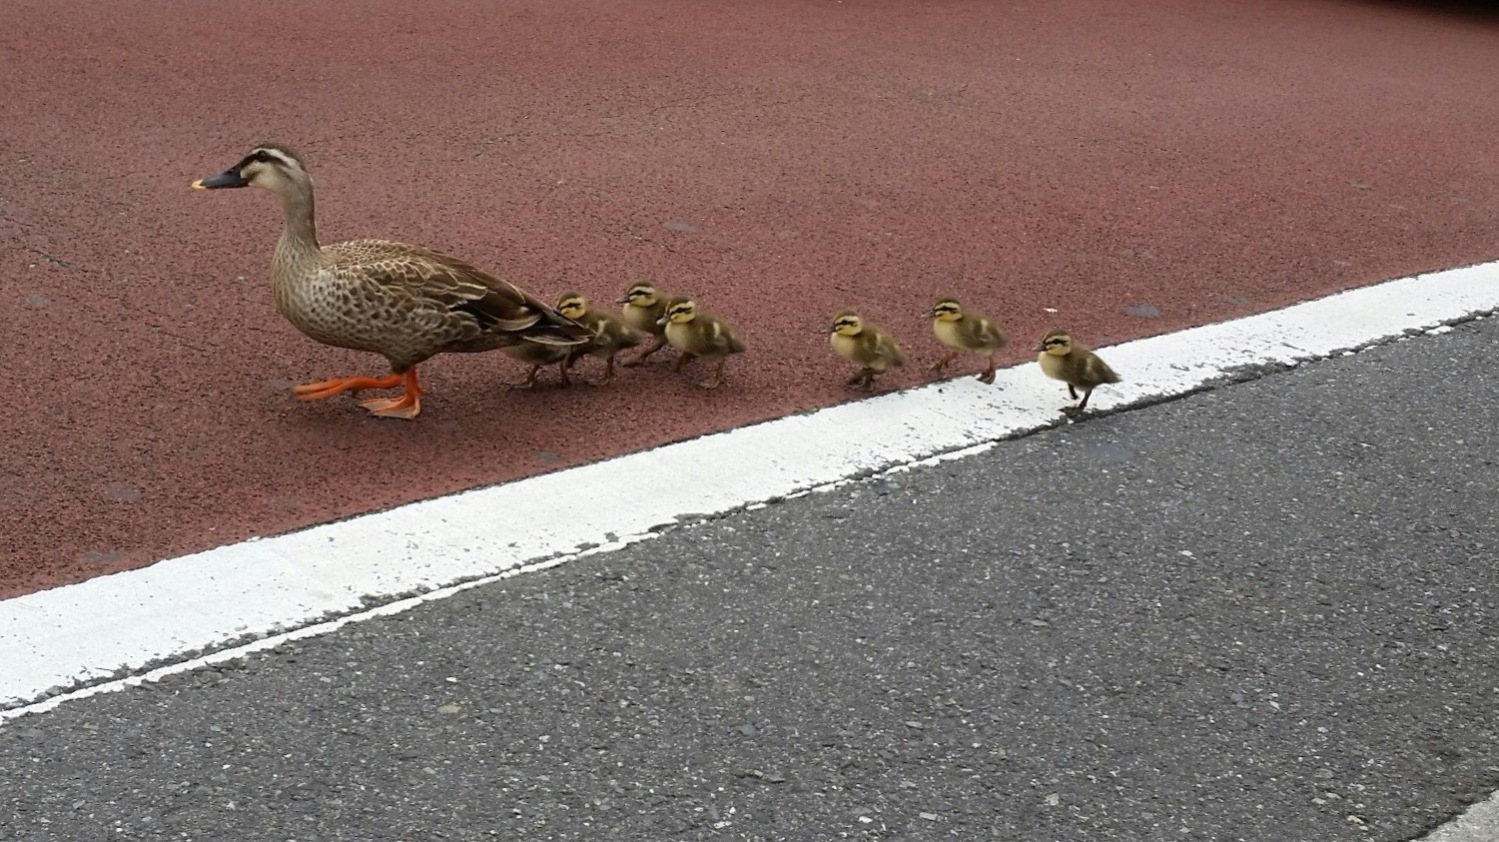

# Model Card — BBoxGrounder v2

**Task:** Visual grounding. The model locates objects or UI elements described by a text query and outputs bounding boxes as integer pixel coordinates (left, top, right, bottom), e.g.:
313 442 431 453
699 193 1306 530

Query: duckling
192 144 588 419
829 310 905 392
616 281 671 367
502 341 573 389
658 296 746 389
927 298 1008 384
556 291 644 384
1036 329 1121 415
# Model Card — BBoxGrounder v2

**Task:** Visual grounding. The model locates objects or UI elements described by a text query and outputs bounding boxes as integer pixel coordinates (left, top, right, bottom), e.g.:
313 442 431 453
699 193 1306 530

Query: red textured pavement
3 0 1498 599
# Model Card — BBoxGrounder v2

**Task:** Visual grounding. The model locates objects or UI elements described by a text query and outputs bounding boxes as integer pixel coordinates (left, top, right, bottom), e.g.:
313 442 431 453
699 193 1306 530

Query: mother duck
193 144 588 419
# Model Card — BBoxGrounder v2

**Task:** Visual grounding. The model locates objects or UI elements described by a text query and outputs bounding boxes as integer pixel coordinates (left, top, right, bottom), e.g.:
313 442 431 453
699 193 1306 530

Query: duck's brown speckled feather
270 237 585 372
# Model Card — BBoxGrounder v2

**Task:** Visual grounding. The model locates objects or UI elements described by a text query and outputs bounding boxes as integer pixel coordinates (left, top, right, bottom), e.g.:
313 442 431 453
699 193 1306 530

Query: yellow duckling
501 341 574 389
657 296 746 389
1036 328 1121 415
829 310 906 392
556 291 645 385
616 281 672 367
928 298 1008 384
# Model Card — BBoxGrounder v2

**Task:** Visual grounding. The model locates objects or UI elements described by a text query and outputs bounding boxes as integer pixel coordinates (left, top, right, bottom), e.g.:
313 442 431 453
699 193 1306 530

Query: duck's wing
875 328 906 366
963 314 1006 348
325 239 588 344
1080 349 1122 385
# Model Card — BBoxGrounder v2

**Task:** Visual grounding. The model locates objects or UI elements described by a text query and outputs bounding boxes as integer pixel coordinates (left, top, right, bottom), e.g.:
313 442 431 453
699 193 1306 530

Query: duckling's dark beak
1034 343 1047 352
615 295 631 304
191 169 249 190
656 314 670 326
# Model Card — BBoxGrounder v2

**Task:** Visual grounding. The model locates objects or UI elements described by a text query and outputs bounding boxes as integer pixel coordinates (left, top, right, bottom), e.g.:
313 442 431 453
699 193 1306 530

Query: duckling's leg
598 354 618 385
356 369 426 420
674 352 695 373
508 365 543 389
978 354 997 384
557 360 572 388
1068 384 1079 400
698 358 728 389
622 338 667 367
292 373 404 402
928 351 958 376
847 369 876 392
1062 386 1095 416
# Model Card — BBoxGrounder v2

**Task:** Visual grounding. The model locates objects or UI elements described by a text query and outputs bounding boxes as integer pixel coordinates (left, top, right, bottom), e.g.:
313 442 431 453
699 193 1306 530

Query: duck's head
658 297 697 326
192 144 309 194
556 291 588 320
617 281 659 306
929 298 964 322
1037 329 1073 356
829 310 864 336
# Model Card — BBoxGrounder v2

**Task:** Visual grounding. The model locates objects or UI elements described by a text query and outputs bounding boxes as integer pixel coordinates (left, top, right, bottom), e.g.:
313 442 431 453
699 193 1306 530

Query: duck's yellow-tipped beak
192 169 250 190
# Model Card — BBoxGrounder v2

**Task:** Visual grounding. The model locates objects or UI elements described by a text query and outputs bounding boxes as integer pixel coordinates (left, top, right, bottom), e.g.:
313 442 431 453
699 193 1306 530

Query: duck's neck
272 179 321 273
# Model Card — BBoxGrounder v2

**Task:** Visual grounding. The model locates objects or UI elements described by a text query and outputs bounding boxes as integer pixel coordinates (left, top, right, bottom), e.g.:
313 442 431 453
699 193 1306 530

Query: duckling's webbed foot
595 355 617 385
507 366 542 390
928 352 958 376
697 360 727 389
978 355 997 384
1061 388 1095 416
847 369 876 392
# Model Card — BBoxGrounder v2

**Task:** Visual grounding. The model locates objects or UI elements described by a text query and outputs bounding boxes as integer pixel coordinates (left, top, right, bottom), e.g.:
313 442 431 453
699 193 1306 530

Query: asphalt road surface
2 316 1495 841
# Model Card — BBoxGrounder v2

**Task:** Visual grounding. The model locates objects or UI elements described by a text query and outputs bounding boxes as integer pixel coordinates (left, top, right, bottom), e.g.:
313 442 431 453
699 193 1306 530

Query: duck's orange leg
292 373 404 402
356 369 426 420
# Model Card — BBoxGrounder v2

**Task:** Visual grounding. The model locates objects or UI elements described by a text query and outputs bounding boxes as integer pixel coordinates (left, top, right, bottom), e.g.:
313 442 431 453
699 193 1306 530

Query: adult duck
192 144 588 419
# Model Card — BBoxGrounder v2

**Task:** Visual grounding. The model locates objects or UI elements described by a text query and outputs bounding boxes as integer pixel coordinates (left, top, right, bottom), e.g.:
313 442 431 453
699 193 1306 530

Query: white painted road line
2 261 1497 720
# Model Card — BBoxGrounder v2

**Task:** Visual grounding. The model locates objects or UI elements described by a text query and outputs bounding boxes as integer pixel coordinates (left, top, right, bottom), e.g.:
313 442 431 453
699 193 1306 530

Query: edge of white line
3 261 1498 720
1418 789 1499 842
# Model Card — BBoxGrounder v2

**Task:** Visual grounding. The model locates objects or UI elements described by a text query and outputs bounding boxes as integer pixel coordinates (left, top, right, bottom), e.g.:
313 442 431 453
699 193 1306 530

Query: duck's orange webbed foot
355 370 426 420
292 373 404 402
